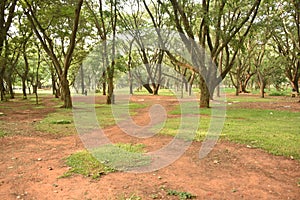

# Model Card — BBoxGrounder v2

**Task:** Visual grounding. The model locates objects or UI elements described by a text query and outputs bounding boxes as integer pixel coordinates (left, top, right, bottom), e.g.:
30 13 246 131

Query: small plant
51 119 72 124
167 189 196 199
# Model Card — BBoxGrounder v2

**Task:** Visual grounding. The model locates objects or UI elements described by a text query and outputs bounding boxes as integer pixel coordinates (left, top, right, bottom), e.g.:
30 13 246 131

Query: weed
167 189 196 199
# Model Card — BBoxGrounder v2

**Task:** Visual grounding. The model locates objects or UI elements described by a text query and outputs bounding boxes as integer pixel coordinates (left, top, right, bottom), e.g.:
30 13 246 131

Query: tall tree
271 0 300 93
86 0 118 104
0 0 17 101
23 0 83 108
157 0 261 107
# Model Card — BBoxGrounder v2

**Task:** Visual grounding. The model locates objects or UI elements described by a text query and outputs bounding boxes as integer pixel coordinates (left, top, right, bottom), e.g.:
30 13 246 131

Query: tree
153 0 261 107
271 0 300 93
0 0 17 101
23 0 84 108
86 0 118 104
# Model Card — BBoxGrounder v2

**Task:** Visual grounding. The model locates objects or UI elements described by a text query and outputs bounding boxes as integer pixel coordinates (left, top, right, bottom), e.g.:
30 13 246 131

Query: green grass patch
221 108 300 159
62 143 148 179
35 109 76 136
61 150 115 179
164 102 300 160
36 102 147 136
91 143 150 171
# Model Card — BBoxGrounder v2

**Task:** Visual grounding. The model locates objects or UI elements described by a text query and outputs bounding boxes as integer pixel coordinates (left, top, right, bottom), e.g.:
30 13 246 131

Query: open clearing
0 94 299 200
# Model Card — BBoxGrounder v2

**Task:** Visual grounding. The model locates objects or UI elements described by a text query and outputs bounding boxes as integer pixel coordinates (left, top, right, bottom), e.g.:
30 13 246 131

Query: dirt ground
0 94 299 200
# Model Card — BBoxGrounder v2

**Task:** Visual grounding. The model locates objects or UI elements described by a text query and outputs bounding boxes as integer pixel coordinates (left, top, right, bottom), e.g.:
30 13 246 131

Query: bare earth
0 94 299 200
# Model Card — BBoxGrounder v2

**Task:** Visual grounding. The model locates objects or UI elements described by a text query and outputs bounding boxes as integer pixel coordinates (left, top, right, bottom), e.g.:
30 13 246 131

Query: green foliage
61 150 114 179
268 91 289 96
167 189 196 199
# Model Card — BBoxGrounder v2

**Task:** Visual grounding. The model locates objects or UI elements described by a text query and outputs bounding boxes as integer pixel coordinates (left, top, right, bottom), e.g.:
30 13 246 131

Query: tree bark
199 76 210 108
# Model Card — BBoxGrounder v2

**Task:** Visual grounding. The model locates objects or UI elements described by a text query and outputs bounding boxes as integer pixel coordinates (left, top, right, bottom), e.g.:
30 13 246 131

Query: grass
35 102 147 136
62 143 148 179
61 150 115 179
163 102 300 160
91 143 150 171
35 109 76 136
0 129 6 137
222 108 300 159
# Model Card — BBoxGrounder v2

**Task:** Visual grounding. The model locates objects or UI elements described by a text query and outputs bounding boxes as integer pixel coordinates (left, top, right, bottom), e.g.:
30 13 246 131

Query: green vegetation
61 150 114 179
62 143 148 179
35 102 147 136
35 109 76 136
92 143 150 171
167 189 196 199
222 108 300 159
0 129 6 137
163 99 300 160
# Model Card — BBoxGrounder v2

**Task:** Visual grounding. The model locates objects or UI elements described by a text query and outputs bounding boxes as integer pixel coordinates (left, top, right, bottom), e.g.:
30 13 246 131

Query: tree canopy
0 0 299 107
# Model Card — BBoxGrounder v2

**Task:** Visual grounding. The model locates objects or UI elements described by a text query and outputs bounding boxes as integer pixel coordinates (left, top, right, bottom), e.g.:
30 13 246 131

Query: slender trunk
7 78 14 99
188 73 195 96
80 64 85 95
102 71 106 95
257 71 265 98
22 78 27 99
0 77 4 101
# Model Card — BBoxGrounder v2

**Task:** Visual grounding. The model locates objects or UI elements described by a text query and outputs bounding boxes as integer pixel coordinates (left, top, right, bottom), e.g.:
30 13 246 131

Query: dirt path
0 95 299 200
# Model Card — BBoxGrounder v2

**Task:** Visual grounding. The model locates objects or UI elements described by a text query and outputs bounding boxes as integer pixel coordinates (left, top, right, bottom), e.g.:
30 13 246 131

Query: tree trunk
102 71 106 95
7 78 14 99
22 78 27 99
0 77 5 101
60 78 72 108
260 82 265 98
199 76 210 108
80 65 85 95
291 76 299 93
257 71 265 98
106 76 114 104
143 83 153 94
153 83 160 95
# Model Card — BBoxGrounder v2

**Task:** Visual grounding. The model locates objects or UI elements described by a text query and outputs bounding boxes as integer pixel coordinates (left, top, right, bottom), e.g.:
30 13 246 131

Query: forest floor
0 93 299 200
